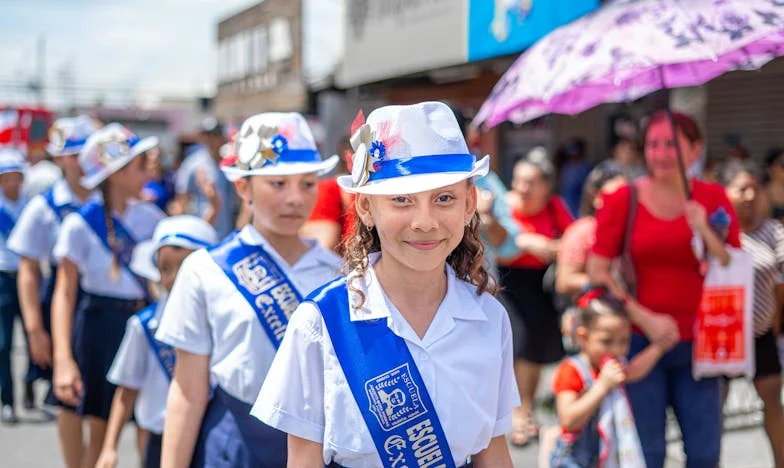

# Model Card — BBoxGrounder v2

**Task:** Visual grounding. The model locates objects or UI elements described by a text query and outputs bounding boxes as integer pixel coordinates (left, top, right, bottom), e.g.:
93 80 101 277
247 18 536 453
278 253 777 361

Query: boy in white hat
0 147 27 424
95 215 218 468
50 123 164 468
253 102 519 468
156 112 342 467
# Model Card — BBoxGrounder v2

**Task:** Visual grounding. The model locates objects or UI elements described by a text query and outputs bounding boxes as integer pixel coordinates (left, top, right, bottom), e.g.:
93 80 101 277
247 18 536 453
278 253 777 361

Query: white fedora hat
47 115 100 157
130 215 219 282
0 147 27 175
337 101 489 195
219 112 338 181
79 123 158 190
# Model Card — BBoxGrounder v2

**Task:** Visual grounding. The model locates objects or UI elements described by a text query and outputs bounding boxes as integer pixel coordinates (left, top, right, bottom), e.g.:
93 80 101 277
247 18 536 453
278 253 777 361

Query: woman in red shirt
589 111 740 468
499 147 574 446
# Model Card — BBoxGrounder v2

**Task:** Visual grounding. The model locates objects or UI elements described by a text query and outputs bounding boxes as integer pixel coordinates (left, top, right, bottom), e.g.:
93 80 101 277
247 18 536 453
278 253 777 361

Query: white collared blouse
252 253 519 467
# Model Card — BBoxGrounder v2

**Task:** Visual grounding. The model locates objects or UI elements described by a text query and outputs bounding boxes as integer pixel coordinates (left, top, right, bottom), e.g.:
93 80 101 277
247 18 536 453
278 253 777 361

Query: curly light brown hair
340 187 498 309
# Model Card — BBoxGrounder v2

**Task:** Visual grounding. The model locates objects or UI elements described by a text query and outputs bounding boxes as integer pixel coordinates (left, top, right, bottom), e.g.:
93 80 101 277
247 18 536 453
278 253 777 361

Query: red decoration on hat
577 288 605 309
220 153 238 168
350 110 365 135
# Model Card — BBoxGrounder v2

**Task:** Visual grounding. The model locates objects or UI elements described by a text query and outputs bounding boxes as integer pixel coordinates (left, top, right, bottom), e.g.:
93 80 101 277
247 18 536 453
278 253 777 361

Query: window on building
269 17 293 63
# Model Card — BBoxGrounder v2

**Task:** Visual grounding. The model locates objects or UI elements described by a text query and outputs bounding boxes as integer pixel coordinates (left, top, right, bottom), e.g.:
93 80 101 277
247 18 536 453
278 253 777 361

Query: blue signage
468 0 600 62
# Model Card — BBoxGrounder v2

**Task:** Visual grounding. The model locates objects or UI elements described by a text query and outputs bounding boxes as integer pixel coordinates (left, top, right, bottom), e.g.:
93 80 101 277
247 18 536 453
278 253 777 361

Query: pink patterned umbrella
475 0 784 128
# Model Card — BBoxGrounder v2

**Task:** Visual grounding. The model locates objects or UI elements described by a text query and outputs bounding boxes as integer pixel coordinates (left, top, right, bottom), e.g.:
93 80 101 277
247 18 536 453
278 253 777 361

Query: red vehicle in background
0 106 54 163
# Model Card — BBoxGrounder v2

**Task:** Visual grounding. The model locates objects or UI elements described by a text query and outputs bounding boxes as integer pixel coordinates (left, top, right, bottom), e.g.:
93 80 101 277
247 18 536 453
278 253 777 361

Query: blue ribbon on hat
368 153 476 183
58 136 89 155
272 148 322 164
157 233 214 250
0 163 24 174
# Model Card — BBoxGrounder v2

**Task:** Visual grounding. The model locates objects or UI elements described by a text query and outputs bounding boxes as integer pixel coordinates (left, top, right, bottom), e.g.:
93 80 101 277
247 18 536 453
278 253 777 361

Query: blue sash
309 278 456 468
0 205 15 238
137 303 176 381
77 202 151 301
43 187 78 222
209 231 302 349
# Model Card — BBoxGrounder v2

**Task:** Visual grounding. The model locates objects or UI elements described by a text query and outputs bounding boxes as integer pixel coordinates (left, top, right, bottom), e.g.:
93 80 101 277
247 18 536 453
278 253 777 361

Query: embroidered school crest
365 363 427 431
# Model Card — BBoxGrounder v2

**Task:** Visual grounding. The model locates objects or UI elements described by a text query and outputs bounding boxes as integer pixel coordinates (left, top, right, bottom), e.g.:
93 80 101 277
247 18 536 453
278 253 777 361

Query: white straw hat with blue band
220 112 338 181
337 101 490 195
0 147 27 175
130 215 219 282
47 115 100 157
78 123 158 190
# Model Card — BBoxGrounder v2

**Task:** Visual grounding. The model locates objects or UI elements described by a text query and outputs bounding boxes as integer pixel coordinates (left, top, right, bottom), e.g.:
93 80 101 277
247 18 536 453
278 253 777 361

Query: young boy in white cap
50 123 165 468
7 115 99 463
95 215 218 468
253 102 519 468
156 112 342 468
0 147 28 424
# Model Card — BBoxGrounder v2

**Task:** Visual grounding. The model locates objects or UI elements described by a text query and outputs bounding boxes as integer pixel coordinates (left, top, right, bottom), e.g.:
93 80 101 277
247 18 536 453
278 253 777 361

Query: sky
0 0 339 109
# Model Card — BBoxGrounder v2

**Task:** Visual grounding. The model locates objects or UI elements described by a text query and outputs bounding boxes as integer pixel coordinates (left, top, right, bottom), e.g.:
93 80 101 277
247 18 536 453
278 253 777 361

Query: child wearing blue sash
96 215 218 468
0 148 28 425
7 116 98 462
50 123 164 468
253 102 520 468
156 112 342 468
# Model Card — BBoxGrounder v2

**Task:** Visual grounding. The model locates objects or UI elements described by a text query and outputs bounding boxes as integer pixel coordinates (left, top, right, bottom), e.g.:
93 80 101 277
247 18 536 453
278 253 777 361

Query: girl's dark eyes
436 194 455 203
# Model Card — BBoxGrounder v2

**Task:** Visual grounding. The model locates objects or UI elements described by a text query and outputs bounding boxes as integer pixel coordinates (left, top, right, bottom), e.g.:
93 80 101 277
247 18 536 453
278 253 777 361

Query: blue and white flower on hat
338 101 490 195
47 115 100 157
221 112 338 181
130 215 219 282
78 123 158 190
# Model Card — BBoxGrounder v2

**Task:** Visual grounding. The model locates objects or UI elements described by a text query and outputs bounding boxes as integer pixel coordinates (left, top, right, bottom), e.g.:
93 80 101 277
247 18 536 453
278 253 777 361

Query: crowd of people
0 101 780 468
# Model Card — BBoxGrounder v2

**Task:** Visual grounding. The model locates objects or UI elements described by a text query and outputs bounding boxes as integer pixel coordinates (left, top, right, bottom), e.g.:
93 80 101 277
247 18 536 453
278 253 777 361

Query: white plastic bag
693 247 755 380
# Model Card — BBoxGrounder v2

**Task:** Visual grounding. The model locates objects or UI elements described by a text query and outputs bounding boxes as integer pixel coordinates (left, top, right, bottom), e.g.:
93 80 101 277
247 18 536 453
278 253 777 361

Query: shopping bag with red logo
693 247 755 380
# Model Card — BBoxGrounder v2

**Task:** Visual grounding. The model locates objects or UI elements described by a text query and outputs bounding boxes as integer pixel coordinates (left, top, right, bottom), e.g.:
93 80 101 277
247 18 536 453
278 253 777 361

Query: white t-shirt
53 200 165 299
8 179 97 262
107 298 170 434
251 253 520 467
156 224 342 404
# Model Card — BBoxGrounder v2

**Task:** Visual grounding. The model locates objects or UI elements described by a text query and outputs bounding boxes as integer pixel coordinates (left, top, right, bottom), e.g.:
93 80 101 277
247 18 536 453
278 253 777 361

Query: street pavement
0 322 776 467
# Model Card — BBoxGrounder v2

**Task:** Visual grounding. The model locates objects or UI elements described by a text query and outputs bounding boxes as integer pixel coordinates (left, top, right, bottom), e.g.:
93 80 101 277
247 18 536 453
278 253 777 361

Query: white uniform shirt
251 253 519 467
107 298 170 434
8 179 97 262
0 194 27 272
52 200 165 299
156 225 342 404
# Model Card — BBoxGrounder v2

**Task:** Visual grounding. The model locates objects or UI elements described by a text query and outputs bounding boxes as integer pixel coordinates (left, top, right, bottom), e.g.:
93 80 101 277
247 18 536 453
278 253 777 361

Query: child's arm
161 349 210 468
556 360 625 432
626 343 665 383
95 386 139 468
287 435 324 468
473 435 514 468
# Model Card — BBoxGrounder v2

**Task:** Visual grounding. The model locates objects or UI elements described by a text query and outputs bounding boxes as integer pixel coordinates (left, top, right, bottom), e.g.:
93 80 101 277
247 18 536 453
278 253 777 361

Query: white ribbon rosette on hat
235 124 285 170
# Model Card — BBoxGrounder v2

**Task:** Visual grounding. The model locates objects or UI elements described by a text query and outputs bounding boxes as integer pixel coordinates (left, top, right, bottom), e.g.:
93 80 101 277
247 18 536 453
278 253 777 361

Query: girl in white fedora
7 115 100 466
156 112 342 468
96 215 218 468
50 123 164 468
253 101 519 468
0 147 28 425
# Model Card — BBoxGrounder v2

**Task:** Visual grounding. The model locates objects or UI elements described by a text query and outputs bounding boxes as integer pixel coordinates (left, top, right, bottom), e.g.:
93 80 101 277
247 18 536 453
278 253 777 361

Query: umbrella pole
658 66 692 199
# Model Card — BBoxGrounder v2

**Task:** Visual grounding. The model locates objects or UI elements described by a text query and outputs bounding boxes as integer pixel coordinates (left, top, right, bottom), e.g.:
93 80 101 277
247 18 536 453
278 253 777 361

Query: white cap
129 215 219 282
0 147 26 175
337 101 489 195
79 123 158 190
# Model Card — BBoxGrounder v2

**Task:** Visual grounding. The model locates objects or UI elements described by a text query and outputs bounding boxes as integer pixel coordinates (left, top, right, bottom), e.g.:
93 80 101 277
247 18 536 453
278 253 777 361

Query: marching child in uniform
8 116 98 466
51 124 165 468
96 215 218 468
156 112 342 468
253 101 519 468
550 288 666 467
0 148 27 424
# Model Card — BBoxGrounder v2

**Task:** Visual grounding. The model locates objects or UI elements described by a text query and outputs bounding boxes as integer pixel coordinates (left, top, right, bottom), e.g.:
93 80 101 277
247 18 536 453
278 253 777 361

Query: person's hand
195 168 221 210
476 189 495 216
516 233 554 261
53 358 83 407
597 357 626 391
645 312 680 352
27 328 52 368
685 201 708 234
95 449 118 468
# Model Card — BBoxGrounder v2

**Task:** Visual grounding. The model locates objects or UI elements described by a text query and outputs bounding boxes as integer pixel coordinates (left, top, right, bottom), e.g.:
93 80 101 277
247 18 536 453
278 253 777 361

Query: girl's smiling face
235 172 319 237
356 181 477 274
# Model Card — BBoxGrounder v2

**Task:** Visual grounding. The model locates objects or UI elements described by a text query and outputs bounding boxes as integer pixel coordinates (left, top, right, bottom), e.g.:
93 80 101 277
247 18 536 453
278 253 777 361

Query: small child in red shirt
551 289 669 467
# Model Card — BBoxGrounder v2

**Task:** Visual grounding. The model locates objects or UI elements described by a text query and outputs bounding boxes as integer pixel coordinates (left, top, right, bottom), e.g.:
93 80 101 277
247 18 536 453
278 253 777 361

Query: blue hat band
273 149 322 164
157 233 213 250
368 153 476 183
57 136 89 155
0 163 24 174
